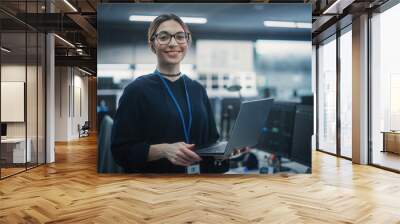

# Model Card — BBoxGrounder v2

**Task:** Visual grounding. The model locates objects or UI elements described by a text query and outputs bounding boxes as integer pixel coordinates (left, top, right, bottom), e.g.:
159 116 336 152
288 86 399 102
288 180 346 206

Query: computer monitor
1 123 7 137
290 105 313 167
300 95 313 105
256 101 297 158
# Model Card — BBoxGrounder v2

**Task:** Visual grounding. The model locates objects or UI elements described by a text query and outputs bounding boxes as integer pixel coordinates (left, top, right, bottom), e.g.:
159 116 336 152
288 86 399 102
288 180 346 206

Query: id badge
186 163 200 174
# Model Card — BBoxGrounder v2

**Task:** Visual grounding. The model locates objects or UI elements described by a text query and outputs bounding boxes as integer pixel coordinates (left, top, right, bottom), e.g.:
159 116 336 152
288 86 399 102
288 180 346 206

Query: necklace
159 72 181 77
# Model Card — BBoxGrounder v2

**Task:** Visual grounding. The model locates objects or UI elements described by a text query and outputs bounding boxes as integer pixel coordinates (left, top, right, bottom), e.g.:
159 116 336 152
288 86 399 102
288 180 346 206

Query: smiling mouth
164 51 181 57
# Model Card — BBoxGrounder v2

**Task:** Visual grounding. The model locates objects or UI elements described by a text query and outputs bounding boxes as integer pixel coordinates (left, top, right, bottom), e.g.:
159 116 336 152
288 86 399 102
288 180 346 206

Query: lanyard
155 70 192 143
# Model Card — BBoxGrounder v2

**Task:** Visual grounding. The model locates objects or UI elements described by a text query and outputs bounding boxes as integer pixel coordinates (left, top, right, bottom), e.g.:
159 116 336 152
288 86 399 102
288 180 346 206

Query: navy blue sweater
111 73 229 173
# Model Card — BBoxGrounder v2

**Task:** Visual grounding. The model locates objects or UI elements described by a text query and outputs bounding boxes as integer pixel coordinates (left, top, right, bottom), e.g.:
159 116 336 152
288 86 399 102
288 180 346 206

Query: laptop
195 98 273 160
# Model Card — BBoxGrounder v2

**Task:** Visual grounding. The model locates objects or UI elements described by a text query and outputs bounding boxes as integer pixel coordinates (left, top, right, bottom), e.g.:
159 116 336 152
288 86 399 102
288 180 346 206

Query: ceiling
98 3 311 41
3 0 385 75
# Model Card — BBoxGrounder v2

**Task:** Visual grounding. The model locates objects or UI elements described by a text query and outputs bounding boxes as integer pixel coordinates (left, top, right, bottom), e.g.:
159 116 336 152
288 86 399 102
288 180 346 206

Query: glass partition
38 32 45 165
317 36 337 154
371 3 400 171
0 1 46 179
27 30 38 169
339 28 352 158
1 30 28 177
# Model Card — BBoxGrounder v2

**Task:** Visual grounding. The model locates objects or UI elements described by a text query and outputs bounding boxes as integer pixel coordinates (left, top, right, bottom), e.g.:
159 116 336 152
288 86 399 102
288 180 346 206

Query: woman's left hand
231 146 251 157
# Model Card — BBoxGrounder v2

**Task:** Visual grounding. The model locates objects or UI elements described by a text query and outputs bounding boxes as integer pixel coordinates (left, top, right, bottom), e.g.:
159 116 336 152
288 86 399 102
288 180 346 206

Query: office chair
78 121 90 138
97 115 124 173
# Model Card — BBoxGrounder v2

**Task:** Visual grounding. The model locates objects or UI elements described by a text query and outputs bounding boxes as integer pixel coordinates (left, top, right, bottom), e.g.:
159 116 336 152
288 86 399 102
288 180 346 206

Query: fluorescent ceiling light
1 47 11 53
323 0 340 14
296 23 312 29
54 34 75 48
129 15 155 22
264 21 312 29
180 17 207 24
63 0 78 12
322 0 354 15
78 67 92 76
129 15 207 24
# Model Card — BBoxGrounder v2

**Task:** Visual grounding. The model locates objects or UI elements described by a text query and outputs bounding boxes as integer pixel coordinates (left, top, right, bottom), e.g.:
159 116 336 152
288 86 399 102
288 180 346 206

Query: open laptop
195 98 273 160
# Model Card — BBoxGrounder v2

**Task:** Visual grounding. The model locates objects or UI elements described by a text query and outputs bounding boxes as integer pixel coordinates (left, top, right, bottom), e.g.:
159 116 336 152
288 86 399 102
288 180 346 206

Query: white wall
1 63 46 164
72 73 89 138
1 65 26 145
1 65 31 138
55 67 89 141
55 66 69 141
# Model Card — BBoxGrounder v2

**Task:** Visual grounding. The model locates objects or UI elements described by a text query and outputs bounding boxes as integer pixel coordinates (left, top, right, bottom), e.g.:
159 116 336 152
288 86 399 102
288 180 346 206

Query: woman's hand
163 142 202 166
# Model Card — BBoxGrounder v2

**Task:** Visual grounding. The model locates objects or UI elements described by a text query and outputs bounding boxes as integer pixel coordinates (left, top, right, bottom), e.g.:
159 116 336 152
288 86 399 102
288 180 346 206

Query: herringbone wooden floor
1 135 400 224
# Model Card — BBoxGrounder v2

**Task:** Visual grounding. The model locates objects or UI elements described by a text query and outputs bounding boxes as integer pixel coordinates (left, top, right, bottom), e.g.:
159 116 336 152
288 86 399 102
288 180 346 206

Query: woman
111 14 243 173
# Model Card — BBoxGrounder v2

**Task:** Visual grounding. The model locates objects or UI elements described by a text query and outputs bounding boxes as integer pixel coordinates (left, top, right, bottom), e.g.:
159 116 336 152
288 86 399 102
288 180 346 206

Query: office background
97 3 313 174
1 1 400 223
314 2 400 172
0 4 47 178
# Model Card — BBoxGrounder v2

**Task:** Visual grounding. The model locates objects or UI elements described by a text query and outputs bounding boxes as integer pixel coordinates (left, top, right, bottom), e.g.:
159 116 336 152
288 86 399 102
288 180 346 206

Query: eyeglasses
152 31 190 45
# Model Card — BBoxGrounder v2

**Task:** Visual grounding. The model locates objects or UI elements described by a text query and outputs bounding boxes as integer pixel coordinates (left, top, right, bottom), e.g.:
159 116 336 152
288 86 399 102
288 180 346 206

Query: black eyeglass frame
151 31 191 45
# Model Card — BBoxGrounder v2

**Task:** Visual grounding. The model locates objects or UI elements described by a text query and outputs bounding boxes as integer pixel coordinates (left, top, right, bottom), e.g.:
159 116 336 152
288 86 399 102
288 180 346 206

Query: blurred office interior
96 3 313 173
1 0 400 177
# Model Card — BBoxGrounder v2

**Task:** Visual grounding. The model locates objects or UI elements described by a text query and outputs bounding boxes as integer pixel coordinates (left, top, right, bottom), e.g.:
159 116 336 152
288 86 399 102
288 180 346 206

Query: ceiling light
63 0 78 12
78 67 92 76
322 0 354 15
296 23 312 29
129 15 207 24
129 15 155 22
263 21 312 29
180 17 207 24
54 34 75 48
1 47 11 53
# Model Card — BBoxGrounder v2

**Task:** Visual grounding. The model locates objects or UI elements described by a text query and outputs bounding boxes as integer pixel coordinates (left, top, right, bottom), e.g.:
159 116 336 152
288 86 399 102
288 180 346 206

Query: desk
225 162 310 174
382 131 400 154
225 149 310 174
1 138 31 163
